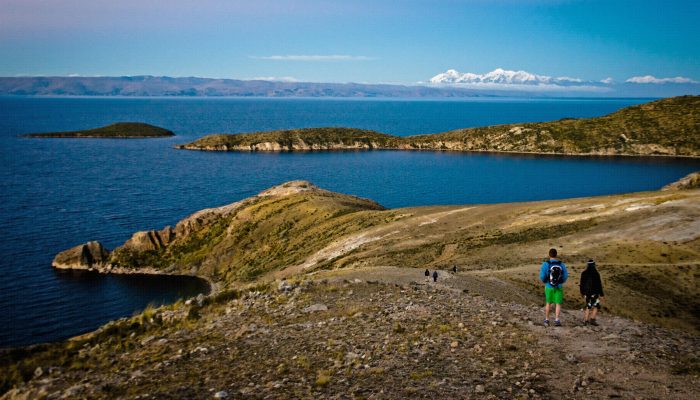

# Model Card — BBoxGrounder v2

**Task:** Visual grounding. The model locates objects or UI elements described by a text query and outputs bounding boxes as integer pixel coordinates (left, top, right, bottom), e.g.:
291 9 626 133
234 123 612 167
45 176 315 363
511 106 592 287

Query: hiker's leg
583 307 589 321
590 307 598 320
554 304 561 321
544 303 551 320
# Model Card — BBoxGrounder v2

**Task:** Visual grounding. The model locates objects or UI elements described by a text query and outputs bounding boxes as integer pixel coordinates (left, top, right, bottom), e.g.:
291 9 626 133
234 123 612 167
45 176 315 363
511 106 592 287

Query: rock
602 334 620 341
33 367 43 378
213 390 229 398
565 353 577 363
475 384 485 393
278 280 295 292
196 293 206 306
52 241 110 270
122 227 174 252
303 303 328 313
450 341 459 348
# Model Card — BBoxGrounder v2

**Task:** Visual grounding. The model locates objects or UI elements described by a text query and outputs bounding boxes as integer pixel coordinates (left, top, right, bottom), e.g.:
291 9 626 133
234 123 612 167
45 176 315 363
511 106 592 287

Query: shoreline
176 144 700 160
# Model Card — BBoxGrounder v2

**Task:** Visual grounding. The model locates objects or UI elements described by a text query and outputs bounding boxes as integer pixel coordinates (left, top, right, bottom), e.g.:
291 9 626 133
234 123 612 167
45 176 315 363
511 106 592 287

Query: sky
0 0 699 85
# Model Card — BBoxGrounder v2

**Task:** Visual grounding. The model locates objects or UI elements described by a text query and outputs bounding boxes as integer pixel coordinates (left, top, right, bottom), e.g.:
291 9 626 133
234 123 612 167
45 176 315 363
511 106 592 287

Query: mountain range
0 69 698 98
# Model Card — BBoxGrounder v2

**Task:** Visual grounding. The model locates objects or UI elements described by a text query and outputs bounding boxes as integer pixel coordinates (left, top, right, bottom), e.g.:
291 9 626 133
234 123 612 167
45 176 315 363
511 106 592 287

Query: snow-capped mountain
430 68 588 86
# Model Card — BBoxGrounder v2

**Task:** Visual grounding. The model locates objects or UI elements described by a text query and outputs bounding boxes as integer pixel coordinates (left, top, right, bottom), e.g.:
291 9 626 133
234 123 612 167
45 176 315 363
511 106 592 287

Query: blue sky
0 0 698 84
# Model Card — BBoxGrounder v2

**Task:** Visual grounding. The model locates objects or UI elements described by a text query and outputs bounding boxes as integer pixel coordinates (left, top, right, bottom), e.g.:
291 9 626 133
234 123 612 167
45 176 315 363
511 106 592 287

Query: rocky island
179 95 700 157
3 175 699 399
22 122 174 138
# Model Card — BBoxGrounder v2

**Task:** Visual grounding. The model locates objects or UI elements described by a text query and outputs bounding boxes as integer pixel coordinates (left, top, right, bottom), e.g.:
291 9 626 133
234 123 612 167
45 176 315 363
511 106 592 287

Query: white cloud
625 75 698 84
600 77 614 84
250 76 299 82
250 54 374 61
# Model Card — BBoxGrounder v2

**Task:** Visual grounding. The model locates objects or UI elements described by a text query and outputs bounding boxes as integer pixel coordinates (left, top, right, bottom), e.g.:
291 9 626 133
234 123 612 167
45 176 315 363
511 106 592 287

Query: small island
178 95 700 157
22 122 174 138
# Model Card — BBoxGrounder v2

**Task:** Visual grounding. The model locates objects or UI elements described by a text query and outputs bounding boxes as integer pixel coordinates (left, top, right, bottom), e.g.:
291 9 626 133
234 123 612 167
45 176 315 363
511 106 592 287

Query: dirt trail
317 266 700 399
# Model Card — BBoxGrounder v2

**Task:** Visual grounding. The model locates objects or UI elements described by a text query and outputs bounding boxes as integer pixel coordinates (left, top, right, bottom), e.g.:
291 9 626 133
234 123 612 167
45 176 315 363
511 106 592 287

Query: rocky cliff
179 96 700 157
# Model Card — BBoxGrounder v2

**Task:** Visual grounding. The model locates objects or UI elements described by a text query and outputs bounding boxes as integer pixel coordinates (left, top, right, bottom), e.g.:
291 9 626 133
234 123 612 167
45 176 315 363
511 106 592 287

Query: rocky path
3 269 698 399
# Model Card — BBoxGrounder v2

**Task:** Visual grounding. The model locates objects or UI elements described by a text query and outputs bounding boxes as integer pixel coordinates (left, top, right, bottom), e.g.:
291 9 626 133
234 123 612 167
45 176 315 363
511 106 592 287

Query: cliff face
179 96 700 157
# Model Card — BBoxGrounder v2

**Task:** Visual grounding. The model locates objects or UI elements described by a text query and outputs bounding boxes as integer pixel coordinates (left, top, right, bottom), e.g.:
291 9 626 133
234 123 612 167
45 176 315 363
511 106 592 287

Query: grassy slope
409 95 700 154
109 183 391 283
23 122 174 138
181 96 700 156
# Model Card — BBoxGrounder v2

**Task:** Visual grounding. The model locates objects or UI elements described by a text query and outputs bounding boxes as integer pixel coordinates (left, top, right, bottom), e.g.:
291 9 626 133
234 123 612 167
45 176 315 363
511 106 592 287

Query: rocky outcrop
178 141 386 152
662 171 700 190
121 226 175 252
52 241 110 270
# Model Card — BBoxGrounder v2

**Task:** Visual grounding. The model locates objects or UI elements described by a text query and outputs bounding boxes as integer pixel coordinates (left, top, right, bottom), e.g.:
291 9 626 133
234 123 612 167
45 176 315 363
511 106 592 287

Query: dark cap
587 259 596 268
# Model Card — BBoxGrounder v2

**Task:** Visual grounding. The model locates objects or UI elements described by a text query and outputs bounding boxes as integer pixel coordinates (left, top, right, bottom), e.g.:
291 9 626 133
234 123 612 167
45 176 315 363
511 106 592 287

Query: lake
1 96 698 347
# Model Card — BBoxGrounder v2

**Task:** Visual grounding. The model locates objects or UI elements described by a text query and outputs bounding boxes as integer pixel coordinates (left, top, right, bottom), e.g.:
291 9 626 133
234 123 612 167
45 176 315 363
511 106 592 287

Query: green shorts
544 287 564 304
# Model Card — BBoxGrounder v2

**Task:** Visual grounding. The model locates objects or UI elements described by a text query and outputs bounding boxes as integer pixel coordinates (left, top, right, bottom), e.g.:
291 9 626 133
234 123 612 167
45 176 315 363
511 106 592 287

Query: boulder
122 226 174 252
52 241 110 270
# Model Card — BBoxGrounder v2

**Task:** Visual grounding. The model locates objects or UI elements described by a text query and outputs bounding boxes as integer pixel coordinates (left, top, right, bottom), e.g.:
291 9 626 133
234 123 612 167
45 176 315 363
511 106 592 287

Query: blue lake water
1 96 699 347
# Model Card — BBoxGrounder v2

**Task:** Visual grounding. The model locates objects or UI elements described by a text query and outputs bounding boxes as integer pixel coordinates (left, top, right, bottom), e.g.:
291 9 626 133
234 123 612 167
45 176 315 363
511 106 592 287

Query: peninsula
2 175 700 398
22 122 174 138
179 95 700 157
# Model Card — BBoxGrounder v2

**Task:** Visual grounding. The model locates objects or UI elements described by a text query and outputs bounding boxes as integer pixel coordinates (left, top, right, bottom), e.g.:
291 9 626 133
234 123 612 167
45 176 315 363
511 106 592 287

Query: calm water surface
1 96 698 347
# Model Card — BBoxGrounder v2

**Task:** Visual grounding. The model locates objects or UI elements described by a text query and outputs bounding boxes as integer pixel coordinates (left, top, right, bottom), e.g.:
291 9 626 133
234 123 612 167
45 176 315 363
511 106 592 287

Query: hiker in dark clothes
452 265 457 273
432 270 438 282
425 269 430 282
580 259 605 326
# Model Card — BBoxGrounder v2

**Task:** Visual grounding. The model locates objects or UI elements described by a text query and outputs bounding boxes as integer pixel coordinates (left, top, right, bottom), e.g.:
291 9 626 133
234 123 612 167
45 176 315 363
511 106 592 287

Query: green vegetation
179 127 400 150
23 122 174 138
180 96 700 156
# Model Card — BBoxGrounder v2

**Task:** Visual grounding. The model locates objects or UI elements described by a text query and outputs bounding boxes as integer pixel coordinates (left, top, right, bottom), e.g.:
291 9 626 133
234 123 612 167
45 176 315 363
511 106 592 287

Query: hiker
432 270 438 282
424 269 430 282
580 259 605 326
539 248 569 327
452 265 457 273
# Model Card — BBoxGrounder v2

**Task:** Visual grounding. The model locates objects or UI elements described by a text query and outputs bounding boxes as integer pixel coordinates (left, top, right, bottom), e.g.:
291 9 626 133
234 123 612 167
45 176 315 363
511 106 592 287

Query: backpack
545 260 564 286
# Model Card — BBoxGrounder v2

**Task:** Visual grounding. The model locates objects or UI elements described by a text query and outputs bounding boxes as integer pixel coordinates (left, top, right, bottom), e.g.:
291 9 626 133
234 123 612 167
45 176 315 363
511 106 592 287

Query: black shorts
585 294 600 309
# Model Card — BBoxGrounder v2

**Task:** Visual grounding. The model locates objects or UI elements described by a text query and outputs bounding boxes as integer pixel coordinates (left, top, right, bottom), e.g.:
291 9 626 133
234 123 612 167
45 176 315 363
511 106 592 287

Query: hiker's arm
539 263 547 283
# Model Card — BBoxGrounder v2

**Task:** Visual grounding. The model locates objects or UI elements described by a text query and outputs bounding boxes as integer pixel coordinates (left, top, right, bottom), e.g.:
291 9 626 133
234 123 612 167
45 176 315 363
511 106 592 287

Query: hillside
180 96 700 157
52 181 387 283
22 123 174 138
2 177 700 398
177 127 401 151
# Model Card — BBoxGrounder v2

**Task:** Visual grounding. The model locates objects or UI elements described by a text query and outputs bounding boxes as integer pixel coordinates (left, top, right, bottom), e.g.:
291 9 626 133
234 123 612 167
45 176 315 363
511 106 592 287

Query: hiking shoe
543 319 550 327
554 320 562 327
583 320 589 326
589 319 599 326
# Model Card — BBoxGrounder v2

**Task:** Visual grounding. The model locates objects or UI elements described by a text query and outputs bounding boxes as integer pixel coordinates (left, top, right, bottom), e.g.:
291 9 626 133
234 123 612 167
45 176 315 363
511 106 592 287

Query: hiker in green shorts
539 248 569 327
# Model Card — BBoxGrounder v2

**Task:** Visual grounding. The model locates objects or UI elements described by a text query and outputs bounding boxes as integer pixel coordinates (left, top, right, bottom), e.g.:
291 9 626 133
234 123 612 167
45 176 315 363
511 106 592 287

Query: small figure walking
452 265 457 273
432 270 438 282
424 269 430 282
580 259 605 326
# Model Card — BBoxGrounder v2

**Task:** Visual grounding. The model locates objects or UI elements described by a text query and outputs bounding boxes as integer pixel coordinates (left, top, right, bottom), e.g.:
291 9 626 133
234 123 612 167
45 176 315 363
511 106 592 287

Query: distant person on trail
425 269 430 282
540 248 569 327
452 265 457 273
580 259 605 326
432 270 438 282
